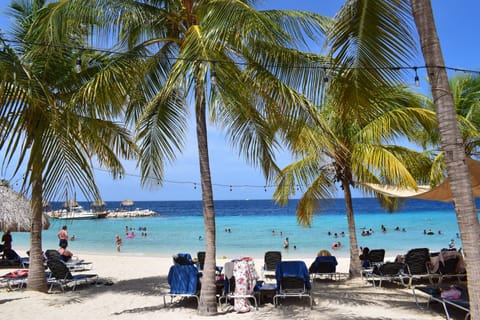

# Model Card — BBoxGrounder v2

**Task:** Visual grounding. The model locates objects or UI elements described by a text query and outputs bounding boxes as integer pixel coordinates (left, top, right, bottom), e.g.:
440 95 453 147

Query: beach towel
232 259 258 313
441 287 462 300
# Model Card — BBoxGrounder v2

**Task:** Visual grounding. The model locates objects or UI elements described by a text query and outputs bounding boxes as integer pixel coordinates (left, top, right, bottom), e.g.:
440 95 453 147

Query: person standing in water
283 237 289 249
57 225 69 248
115 235 122 252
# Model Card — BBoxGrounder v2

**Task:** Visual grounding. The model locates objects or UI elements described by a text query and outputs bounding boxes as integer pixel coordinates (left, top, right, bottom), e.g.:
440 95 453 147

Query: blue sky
1 1 479 202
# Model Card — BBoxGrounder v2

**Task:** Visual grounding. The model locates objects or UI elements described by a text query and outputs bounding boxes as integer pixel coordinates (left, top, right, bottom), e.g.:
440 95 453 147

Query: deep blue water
9 198 479 259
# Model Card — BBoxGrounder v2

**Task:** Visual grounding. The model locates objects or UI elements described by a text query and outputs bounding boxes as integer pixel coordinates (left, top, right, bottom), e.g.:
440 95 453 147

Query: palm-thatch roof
91 200 106 207
0 186 50 232
62 199 79 208
121 199 134 207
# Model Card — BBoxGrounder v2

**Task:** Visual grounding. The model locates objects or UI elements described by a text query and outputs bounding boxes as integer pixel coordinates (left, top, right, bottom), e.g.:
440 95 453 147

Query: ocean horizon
8 197 480 260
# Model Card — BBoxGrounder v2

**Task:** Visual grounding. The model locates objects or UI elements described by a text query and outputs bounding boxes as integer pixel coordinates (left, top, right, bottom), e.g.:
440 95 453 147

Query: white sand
0 252 449 320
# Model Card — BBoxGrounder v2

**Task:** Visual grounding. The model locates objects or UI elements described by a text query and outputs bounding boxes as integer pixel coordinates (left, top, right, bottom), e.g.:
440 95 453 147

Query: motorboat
48 204 99 220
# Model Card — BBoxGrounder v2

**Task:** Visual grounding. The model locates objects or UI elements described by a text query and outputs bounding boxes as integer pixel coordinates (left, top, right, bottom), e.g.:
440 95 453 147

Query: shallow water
9 198 478 259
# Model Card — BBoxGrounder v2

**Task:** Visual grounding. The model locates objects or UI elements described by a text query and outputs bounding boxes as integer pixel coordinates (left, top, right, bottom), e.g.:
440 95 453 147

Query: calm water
9 198 480 259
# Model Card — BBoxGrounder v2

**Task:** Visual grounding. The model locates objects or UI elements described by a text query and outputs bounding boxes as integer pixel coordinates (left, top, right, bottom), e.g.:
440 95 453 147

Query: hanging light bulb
211 70 217 86
414 67 420 87
75 57 82 73
323 67 329 83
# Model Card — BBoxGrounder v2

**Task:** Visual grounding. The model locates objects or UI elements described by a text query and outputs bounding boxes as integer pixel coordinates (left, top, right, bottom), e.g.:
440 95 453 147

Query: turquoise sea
8 198 480 259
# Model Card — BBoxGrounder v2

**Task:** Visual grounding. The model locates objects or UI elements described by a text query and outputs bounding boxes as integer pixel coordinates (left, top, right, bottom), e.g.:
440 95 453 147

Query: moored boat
47 204 99 220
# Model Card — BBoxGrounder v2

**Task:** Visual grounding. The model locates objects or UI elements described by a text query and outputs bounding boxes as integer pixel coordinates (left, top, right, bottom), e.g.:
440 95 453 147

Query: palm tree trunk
411 1 480 319
342 178 361 278
27 151 48 292
194 76 218 315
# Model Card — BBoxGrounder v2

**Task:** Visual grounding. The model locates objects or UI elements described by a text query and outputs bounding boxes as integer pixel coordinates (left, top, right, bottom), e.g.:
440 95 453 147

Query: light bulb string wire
93 167 277 191
1 36 480 76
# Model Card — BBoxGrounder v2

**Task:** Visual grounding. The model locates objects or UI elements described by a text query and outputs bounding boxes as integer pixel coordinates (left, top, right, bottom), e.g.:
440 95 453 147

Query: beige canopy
365 157 480 202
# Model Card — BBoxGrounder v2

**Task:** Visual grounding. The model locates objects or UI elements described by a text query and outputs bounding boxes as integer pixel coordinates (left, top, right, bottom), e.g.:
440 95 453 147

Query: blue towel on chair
275 261 311 290
167 264 199 294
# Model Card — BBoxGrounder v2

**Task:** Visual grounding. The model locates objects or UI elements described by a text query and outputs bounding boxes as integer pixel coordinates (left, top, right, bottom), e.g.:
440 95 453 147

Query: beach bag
441 287 461 300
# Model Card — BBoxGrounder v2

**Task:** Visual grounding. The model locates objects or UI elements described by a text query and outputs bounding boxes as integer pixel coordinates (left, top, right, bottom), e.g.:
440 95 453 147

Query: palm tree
273 0 438 277
411 1 480 319
274 84 436 277
43 0 331 314
413 74 480 185
0 0 136 292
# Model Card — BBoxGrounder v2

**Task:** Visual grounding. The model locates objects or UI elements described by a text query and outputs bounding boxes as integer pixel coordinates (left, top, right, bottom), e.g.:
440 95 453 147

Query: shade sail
0 186 50 232
365 157 480 202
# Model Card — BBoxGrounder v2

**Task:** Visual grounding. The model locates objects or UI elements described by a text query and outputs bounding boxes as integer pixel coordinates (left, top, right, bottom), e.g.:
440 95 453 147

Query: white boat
48 204 99 220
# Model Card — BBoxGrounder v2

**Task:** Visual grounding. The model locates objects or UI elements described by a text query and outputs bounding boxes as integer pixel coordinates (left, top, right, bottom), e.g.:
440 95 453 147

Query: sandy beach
0 250 459 320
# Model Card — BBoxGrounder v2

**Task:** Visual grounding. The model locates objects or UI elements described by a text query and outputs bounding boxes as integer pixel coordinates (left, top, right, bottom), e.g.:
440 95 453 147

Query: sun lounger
46 257 98 292
219 259 258 312
430 250 467 284
261 251 281 280
44 249 92 272
163 263 200 307
0 269 29 290
366 262 405 287
413 285 470 320
309 255 346 281
403 248 439 288
273 260 312 308
367 249 385 267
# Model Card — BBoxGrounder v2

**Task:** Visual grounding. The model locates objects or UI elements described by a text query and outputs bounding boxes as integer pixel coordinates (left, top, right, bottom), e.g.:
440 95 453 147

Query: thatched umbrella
91 199 106 208
62 199 79 208
0 186 50 232
121 199 134 207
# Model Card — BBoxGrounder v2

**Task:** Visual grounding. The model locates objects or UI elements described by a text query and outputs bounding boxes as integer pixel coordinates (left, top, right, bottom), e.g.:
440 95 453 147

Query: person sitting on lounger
58 242 74 262
309 249 338 273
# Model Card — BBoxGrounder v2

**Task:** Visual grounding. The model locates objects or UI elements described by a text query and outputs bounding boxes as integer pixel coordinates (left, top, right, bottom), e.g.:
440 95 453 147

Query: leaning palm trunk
28 150 48 292
194 78 217 315
411 1 480 319
342 179 361 277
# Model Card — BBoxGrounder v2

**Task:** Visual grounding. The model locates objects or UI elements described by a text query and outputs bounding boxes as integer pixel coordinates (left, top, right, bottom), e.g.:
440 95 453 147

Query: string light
414 67 420 87
93 167 276 192
75 57 82 73
323 67 329 83
1 37 480 77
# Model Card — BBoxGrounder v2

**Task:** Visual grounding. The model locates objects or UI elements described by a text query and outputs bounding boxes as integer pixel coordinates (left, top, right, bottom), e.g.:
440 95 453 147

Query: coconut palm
273 0 438 277
41 0 332 314
412 74 480 185
274 84 436 277
411 1 480 319
0 0 136 292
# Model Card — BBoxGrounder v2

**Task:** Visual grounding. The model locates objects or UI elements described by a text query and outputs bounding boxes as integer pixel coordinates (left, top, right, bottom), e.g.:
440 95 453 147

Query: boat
47 204 99 220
